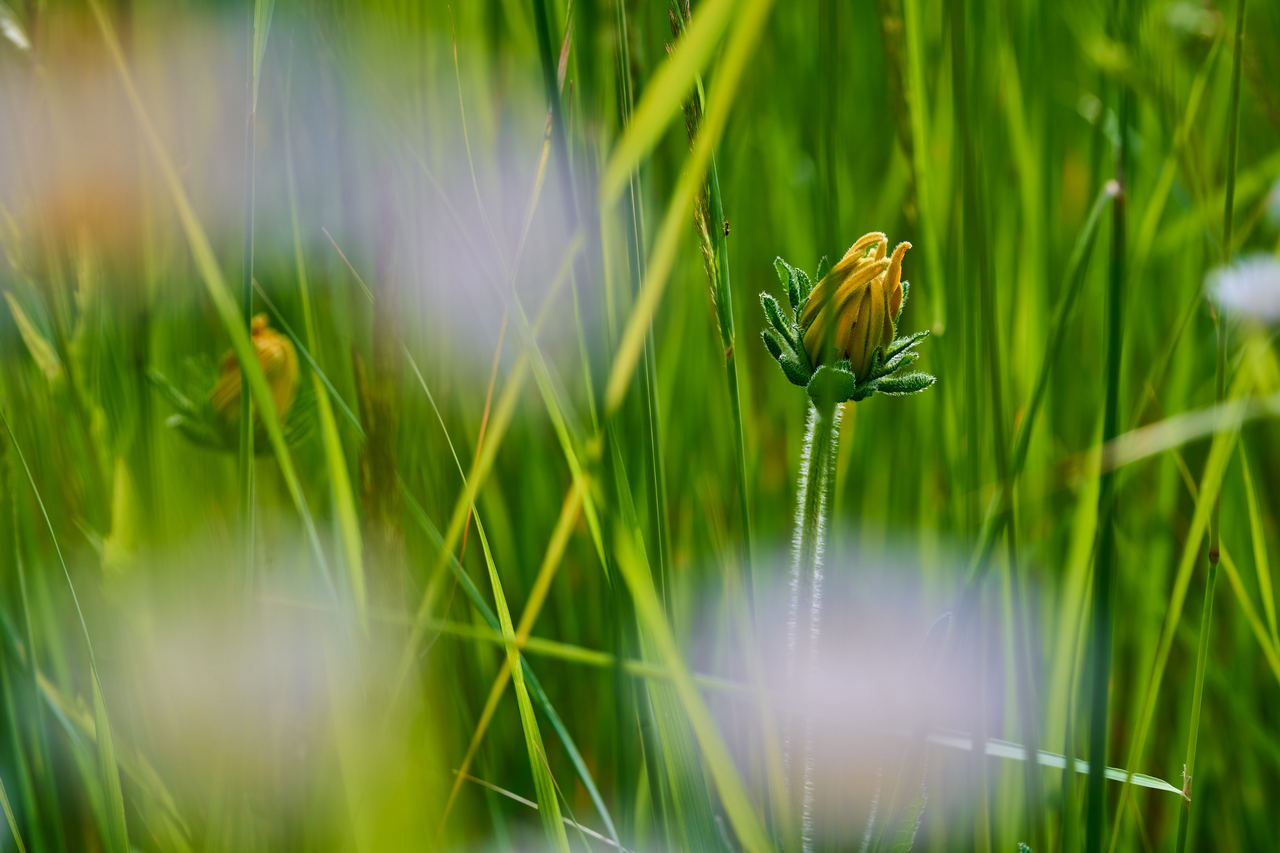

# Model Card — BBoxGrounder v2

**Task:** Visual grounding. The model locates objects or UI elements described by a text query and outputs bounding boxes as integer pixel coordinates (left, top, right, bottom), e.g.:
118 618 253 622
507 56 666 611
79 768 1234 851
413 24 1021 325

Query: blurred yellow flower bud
210 314 299 426
799 234 910 378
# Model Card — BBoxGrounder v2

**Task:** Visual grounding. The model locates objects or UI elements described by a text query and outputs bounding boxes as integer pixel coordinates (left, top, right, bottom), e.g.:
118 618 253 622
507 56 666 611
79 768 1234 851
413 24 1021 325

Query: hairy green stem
786 400 842 851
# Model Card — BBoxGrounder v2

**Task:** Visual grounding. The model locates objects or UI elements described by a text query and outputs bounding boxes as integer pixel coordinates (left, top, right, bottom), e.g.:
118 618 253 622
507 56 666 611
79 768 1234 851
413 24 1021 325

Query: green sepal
761 328 784 360
895 279 911 322
875 372 937 396
773 255 793 288
815 254 831 283
880 348 920 375
760 292 795 347
794 267 812 306
806 364 858 408
779 351 812 387
775 257 800 311
165 413 225 450
885 329 930 360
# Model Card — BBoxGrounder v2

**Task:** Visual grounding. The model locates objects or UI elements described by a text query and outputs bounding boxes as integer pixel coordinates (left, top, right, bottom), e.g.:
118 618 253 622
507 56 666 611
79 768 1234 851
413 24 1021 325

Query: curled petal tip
842 231 888 262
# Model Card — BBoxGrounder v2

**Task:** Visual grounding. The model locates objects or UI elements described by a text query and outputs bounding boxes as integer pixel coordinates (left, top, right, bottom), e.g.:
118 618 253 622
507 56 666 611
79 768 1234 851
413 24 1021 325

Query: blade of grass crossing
1085 1 1132 841
398 486 621 846
457 772 629 852
924 732 1185 797
1240 446 1277 648
900 0 946 330
237 0 273 578
1108 362 1255 848
0 769 25 853
1 410 128 853
390 237 582 698
607 433 721 850
474 514 569 851
612 509 770 850
603 0 775 414
87 0 335 597
1175 7 1246 849
283 99 367 631
438 485 584 832
407 357 621 848
599 0 736 204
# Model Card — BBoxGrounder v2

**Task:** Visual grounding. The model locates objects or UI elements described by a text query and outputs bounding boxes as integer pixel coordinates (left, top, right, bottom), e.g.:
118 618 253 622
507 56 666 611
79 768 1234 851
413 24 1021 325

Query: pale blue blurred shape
1210 253 1280 326
1267 176 1280 230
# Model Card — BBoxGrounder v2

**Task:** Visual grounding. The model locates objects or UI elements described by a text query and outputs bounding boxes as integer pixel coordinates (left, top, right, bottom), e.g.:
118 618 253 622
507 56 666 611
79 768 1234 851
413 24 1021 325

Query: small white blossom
1210 253 1280 326
1267 176 1280 230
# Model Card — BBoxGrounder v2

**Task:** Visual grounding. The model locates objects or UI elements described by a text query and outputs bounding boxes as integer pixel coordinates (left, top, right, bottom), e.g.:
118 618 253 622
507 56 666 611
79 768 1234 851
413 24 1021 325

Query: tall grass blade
86 0 334 594
1 410 128 853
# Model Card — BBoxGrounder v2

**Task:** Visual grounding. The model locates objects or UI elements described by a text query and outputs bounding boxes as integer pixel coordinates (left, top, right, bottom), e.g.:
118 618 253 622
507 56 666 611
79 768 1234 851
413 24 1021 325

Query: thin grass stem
1174 3 1246 850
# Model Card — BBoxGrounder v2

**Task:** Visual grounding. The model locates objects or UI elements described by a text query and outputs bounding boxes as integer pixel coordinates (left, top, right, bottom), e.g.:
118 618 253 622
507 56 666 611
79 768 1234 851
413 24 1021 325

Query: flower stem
786 399 842 851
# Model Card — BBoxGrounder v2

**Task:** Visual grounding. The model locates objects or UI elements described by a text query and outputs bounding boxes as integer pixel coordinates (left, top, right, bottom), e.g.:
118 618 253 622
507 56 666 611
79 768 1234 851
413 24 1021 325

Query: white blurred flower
1210 253 1280 326
1267 176 1280 230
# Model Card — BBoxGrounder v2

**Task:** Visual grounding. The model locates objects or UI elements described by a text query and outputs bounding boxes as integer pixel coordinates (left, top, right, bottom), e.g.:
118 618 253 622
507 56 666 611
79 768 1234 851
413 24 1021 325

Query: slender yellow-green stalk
237 1 272 578
1175 2 1246 851
1085 0 1133 846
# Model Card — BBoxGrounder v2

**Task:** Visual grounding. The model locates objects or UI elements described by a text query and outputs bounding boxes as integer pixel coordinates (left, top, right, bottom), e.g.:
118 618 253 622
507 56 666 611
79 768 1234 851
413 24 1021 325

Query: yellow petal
881 291 896 348
852 279 886 376
835 287 868 355
799 273 839 327
802 302 831 365
885 241 911 319
841 231 887 262
802 255 889 328
210 369 241 420
846 298 871 375
211 319 300 425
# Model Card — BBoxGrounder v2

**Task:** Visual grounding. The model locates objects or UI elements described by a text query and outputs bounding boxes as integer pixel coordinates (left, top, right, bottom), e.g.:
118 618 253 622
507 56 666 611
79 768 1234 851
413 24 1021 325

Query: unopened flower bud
211 313 299 425
799 234 910 378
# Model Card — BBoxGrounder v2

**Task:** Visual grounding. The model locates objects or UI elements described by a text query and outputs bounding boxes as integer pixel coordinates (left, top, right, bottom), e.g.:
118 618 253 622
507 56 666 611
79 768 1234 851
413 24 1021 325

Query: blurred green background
1 0 1279 850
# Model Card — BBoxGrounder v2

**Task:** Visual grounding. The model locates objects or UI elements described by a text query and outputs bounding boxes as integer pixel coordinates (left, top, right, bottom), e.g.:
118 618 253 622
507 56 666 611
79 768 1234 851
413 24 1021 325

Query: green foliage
0 0 1278 851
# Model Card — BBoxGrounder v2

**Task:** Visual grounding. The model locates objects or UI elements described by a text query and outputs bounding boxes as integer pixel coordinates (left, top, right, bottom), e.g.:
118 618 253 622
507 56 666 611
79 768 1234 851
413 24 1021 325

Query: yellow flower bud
800 234 911 378
210 314 299 426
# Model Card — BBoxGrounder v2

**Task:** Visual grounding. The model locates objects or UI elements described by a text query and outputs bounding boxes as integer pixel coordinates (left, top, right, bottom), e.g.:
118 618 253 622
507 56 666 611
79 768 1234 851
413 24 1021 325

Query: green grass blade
924 732 1185 798
399 487 621 846
474 516 569 851
1240 446 1277 648
602 0 775 414
613 522 770 851
0 768 26 853
1109 358 1257 842
599 0 735 204
250 0 275 112
283 106 367 630
87 0 334 596
1 410 128 853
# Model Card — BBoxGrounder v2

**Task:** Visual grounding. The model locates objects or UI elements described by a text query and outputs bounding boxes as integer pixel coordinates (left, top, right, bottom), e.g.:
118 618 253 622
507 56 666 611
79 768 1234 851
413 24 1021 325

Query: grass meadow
2 0 1280 850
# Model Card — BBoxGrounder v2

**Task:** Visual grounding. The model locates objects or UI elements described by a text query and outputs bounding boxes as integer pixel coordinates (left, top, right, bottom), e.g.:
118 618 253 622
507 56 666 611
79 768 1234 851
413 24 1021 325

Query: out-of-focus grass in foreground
2 0 1280 850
